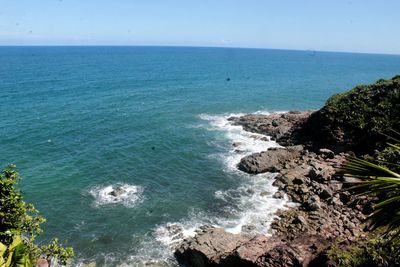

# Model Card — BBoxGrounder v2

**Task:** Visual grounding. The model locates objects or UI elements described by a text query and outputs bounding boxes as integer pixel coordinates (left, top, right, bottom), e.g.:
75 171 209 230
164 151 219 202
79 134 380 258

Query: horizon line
0 44 399 57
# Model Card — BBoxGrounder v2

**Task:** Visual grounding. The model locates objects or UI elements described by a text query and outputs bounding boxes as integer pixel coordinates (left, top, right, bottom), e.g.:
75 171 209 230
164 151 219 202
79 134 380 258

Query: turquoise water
1 46 400 266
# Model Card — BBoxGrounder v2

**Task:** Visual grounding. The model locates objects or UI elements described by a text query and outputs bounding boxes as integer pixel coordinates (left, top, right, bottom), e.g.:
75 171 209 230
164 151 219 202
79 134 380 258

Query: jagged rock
228 111 314 146
175 229 327 267
177 100 386 266
319 188 333 199
305 195 321 211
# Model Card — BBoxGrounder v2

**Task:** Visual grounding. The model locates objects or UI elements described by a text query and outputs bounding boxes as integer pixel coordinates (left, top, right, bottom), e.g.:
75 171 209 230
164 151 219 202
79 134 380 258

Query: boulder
237 147 302 174
174 228 249 267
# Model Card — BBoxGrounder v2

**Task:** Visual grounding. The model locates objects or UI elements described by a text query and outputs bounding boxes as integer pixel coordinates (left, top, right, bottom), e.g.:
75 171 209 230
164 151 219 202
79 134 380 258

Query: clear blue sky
1 0 399 54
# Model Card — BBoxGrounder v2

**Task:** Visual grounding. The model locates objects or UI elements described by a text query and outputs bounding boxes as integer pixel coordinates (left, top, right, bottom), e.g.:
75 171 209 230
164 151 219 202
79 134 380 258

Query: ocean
1 46 399 266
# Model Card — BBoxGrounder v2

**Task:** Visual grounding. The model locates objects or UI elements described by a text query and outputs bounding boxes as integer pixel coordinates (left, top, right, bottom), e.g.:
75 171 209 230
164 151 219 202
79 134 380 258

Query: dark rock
319 188 333 199
108 187 126 197
305 196 321 211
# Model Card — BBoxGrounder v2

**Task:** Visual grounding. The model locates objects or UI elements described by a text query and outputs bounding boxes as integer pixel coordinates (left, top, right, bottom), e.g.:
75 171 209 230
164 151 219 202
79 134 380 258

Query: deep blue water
1 46 399 266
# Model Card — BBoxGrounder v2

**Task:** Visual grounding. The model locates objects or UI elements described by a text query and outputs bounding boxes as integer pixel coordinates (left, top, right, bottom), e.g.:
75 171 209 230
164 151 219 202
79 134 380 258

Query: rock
305 196 321 211
273 191 285 199
237 238 302 267
319 148 335 159
339 192 351 204
176 229 315 267
308 167 332 182
228 111 313 146
35 259 49 267
237 147 302 174
174 228 249 267
108 186 126 197
319 188 333 199
293 215 308 226
232 142 242 147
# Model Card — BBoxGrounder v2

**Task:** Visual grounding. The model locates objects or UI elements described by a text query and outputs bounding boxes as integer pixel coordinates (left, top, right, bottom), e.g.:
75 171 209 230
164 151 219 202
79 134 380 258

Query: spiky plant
341 132 400 237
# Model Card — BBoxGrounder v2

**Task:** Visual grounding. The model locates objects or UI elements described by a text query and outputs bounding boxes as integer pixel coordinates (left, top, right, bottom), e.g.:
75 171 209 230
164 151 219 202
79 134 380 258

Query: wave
144 112 288 262
89 183 143 208
79 111 288 266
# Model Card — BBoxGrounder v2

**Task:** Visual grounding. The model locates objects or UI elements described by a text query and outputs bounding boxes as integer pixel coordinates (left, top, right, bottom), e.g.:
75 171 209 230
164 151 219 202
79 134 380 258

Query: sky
0 0 399 54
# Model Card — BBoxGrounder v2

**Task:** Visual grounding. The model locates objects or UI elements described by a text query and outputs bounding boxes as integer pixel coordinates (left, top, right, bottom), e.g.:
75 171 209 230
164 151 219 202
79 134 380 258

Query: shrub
0 165 74 266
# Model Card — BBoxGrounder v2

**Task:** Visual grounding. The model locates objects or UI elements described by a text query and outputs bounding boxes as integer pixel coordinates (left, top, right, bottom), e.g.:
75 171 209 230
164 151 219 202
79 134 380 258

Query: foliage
377 143 400 173
337 138 400 266
40 239 74 266
299 75 400 154
0 165 45 245
0 235 31 267
0 165 74 265
329 231 400 267
341 147 400 236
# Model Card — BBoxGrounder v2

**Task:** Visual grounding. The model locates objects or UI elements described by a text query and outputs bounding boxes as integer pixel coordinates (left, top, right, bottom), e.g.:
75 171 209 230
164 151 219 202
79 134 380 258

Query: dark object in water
226 78 231 81
151 146 156 150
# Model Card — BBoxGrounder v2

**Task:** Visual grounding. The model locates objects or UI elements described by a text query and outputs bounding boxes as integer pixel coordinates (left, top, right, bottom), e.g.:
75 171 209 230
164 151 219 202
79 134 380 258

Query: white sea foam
78 111 289 266
199 112 282 172
89 183 143 208
151 112 288 250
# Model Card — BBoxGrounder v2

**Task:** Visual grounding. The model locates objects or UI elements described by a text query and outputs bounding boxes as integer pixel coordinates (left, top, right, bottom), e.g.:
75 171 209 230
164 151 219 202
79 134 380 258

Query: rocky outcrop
175 109 376 266
175 141 371 266
174 228 250 267
237 146 303 174
228 111 313 146
175 228 325 267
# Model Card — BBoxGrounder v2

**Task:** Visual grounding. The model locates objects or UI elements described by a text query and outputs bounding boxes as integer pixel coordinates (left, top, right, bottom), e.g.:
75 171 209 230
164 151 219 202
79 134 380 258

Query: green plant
0 165 74 265
40 239 74 266
0 235 31 267
329 231 400 267
342 145 400 235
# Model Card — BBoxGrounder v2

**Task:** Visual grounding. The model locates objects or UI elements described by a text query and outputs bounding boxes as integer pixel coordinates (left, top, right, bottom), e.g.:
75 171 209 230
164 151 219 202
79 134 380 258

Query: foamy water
76 112 288 266
89 183 144 208
130 112 289 265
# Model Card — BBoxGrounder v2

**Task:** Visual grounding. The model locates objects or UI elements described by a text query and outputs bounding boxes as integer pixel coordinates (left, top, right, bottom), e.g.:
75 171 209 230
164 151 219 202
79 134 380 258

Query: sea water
1 46 399 266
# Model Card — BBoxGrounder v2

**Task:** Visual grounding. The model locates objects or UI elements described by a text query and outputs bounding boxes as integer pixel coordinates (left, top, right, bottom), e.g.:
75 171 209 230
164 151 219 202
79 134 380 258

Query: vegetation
0 165 74 266
329 231 400 267
298 76 400 154
333 135 400 266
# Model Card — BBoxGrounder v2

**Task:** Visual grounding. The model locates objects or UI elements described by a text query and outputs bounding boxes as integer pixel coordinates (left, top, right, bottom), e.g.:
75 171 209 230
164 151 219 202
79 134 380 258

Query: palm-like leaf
341 146 400 237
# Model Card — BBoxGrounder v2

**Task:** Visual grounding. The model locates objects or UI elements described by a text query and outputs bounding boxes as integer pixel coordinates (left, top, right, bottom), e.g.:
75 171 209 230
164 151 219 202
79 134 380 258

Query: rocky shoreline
174 111 371 267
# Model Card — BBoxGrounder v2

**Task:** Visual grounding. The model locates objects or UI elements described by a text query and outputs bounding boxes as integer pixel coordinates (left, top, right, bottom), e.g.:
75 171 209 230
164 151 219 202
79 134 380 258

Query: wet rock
228 111 314 146
273 191 285 199
108 187 126 197
232 142 242 147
